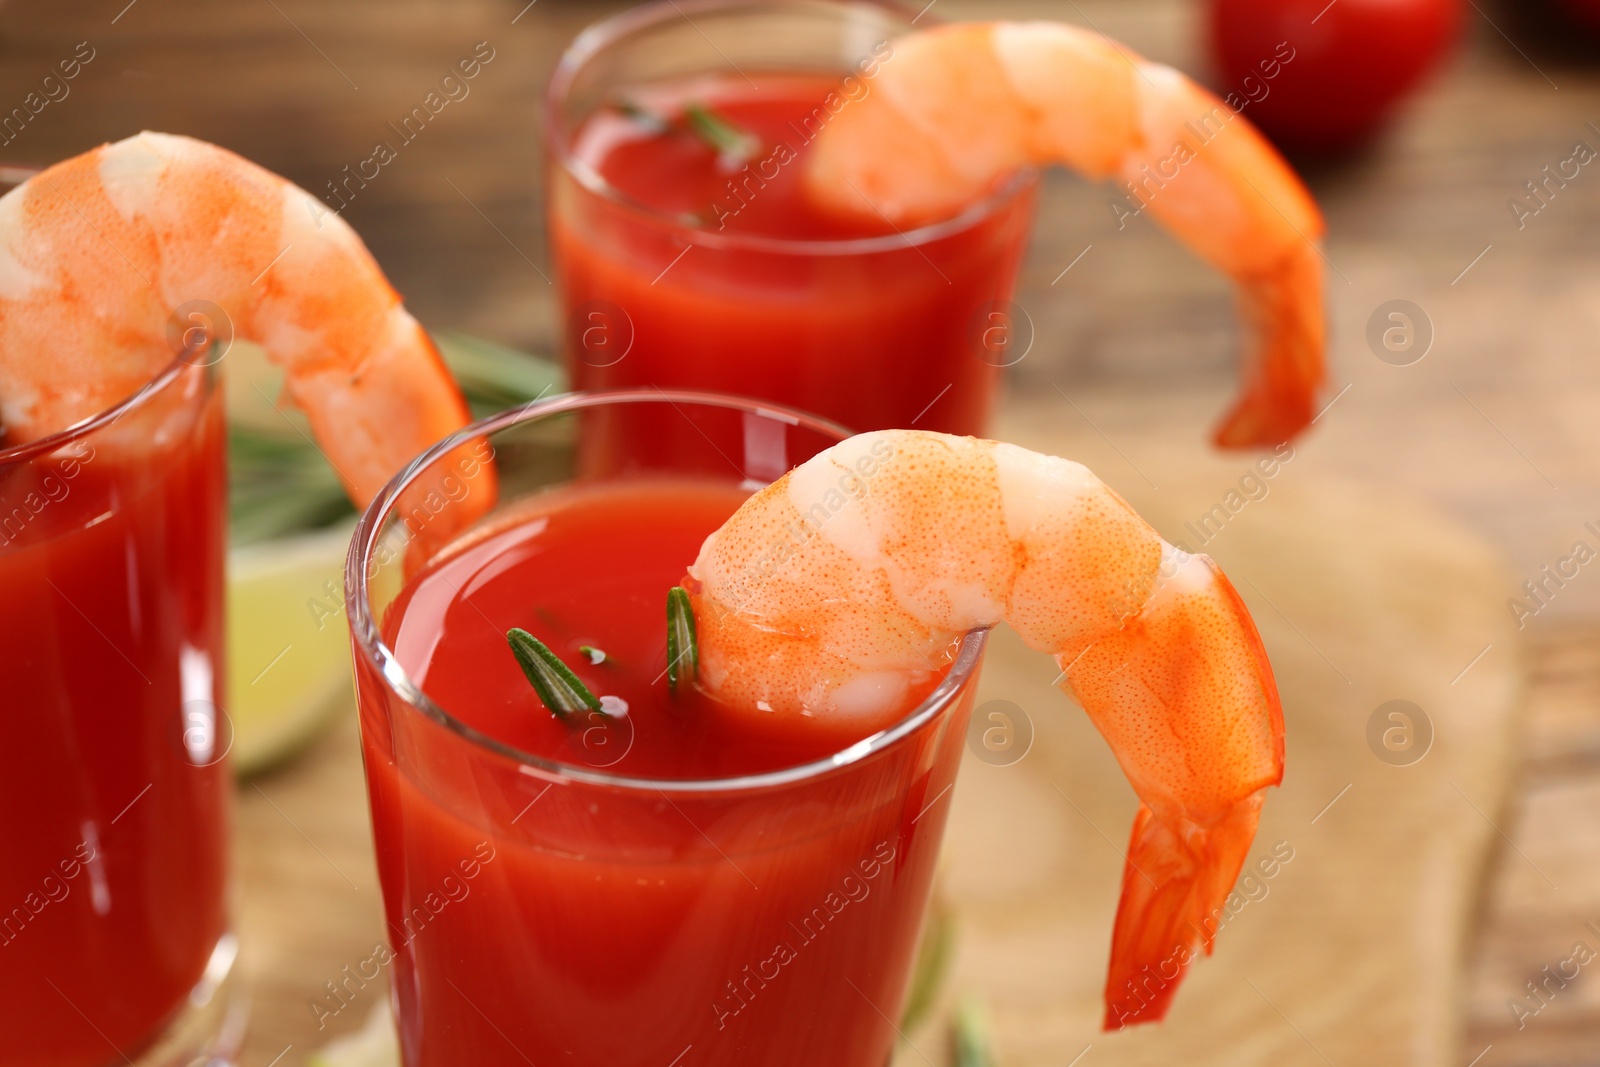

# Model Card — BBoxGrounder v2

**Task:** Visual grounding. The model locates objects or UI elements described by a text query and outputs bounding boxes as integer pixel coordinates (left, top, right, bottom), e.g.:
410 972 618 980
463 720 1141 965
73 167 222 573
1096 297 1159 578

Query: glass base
128 933 248 1067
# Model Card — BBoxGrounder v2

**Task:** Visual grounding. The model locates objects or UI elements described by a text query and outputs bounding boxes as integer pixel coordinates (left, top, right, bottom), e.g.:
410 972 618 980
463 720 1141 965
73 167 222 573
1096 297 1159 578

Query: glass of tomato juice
0 353 239 1067
546 0 1038 439
346 390 986 1066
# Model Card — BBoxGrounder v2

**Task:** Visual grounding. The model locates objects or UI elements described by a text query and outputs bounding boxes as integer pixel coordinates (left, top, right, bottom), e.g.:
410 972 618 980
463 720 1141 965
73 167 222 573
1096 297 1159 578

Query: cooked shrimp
0 131 472 507
686 430 1284 1029
805 22 1326 449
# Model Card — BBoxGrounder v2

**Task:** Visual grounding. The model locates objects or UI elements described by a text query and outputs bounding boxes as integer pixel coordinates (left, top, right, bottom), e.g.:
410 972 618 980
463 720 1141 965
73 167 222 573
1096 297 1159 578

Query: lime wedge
309 1003 399 1067
227 525 353 776
223 339 302 434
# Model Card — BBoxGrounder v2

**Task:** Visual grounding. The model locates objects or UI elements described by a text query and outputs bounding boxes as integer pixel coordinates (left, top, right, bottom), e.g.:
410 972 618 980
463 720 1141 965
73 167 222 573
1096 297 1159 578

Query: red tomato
1209 0 1463 153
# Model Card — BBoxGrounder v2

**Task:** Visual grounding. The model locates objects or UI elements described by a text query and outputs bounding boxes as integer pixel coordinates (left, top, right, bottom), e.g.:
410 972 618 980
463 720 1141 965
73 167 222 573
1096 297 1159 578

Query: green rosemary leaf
227 335 563 547
683 102 760 165
228 423 353 546
665 586 698 692
613 99 670 134
434 332 566 419
951 999 997 1067
507 629 602 716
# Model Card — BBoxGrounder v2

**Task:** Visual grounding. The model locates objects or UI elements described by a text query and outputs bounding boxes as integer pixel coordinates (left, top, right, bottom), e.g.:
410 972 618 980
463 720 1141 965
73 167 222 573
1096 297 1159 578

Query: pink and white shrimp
805 22 1327 449
0 131 474 507
686 429 1285 1029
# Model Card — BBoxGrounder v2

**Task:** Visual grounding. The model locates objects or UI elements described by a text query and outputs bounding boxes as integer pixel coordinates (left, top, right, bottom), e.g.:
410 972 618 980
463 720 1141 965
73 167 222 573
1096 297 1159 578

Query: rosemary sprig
613 98 760 168
435 331 565 421
683 102 760 165
228 333 564 547
614 99 670 135
507 629 602 716
229 427 351 544
951 999 998 1067
665 586 699 692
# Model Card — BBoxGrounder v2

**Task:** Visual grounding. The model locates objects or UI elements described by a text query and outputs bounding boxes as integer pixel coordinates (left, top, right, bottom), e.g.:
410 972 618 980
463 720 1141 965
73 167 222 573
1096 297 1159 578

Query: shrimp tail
1213 243 1326 449
1062 552 1284 1029
1102 792 1264 1029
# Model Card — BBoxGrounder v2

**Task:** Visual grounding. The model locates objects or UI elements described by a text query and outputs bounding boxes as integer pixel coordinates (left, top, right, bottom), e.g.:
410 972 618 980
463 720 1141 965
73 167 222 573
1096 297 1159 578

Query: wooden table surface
5 0 1600 1063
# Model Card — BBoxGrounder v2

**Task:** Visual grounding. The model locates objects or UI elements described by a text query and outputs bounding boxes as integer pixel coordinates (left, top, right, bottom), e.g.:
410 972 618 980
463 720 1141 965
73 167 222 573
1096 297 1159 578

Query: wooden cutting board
895 409 1524 1066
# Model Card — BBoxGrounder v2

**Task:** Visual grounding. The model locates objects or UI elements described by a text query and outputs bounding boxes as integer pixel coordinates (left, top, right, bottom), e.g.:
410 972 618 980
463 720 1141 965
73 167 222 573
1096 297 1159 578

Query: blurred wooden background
4 0 1600 1063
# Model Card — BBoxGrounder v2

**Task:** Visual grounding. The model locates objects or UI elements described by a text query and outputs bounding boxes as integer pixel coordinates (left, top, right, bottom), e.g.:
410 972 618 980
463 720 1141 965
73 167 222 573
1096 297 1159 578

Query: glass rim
0 353 195 467
345 387 989 795
543 0 1037 258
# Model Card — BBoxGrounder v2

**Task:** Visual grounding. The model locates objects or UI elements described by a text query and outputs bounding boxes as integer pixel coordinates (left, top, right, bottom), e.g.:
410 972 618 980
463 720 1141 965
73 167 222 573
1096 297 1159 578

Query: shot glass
0 354 240 1067
347 390 986 1066
547 0 1038 438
